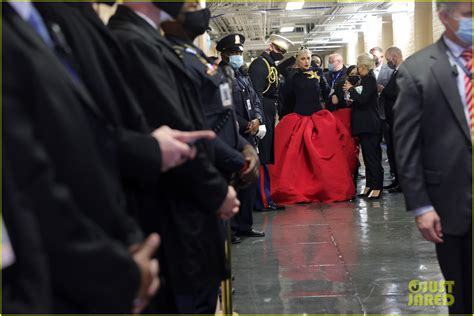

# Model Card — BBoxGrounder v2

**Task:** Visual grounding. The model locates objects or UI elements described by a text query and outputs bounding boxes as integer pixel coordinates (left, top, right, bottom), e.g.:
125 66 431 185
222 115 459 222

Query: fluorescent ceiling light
286 2 305 11
280 26 295 33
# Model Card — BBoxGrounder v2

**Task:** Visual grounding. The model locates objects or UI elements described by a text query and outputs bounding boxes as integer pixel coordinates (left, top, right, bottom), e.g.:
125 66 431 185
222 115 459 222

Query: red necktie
461 49 472 137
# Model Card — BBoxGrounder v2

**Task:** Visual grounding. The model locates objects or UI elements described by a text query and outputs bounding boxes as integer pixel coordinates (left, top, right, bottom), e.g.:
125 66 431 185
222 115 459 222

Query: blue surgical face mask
205 33 212 50
328 63 335 72
229 55 244 70
454 16 473 45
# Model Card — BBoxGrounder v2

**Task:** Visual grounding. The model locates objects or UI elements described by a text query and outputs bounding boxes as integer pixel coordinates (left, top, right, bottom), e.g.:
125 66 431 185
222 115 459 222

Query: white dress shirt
9 0 33 21
444 35 472 129
373 64 382 80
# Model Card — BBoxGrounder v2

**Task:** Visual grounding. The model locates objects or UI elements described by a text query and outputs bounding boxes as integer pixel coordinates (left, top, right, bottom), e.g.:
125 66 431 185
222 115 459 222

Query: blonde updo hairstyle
356 53 376 75
294 47 312 69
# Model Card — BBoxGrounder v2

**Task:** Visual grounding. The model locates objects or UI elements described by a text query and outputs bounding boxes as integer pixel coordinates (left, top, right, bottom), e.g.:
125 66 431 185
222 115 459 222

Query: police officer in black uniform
248 34 293 212
162 8 259 186
217 34 267 240
161 6 260 244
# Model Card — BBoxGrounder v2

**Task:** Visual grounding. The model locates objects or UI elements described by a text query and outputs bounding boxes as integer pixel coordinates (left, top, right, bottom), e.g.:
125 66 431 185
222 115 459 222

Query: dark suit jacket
35 2 156 243
2 158 51 314
35 3 166 229
393 38 472 236
349 71 383 136
326 66 348 111
380 69 399 125
108 5 228 292
3 6 140 312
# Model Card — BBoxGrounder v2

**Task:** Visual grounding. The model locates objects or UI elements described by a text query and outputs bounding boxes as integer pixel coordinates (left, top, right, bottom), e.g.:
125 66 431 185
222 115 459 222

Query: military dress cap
266 34 294 52
216 33 246 52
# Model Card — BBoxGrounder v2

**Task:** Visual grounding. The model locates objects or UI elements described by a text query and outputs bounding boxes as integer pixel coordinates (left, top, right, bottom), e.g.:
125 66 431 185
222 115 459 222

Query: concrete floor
231 162 448 314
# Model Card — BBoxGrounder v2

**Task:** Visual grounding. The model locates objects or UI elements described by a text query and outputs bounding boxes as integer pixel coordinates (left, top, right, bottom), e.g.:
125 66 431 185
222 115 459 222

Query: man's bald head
385 46 404 70
385 47 403 60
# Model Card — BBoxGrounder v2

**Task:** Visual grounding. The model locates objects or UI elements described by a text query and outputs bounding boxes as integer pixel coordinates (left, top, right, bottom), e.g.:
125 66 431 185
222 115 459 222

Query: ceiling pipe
324 10 407 17
211 5 333 18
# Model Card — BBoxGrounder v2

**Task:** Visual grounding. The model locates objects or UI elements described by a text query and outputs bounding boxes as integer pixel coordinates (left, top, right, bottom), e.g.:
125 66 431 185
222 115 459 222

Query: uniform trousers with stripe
255 164 275 209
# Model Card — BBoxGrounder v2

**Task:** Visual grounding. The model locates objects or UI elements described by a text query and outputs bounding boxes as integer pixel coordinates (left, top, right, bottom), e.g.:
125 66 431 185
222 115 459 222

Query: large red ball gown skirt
269 108 358 204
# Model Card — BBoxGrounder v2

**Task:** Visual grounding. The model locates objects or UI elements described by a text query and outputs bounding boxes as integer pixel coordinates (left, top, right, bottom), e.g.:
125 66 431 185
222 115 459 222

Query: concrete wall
432 1 445 42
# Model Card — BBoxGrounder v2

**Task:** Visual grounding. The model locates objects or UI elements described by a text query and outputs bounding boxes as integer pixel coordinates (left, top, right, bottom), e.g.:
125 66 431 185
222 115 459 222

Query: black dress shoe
383 182 399 190
270 203 286 210
255 204 283 212
231 235 242 244
388 185 402 193
237 229 265 237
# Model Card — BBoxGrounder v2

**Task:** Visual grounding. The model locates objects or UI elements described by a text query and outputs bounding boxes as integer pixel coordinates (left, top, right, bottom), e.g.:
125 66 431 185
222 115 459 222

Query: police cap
216 34 246 53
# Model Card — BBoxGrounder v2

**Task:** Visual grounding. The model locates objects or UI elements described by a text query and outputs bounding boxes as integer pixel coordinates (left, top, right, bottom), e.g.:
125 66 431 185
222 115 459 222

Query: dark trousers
174 280 220 314
384 121 398 180
359 133 383 190
255 164 274 209
232 181 257 233
436 229 472 315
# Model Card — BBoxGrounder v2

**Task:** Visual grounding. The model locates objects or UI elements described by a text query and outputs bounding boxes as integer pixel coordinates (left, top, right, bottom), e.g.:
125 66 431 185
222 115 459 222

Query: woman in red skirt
269 48 358 204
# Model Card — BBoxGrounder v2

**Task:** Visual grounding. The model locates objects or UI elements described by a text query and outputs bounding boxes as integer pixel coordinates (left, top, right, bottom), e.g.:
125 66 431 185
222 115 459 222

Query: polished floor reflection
231 178 448 313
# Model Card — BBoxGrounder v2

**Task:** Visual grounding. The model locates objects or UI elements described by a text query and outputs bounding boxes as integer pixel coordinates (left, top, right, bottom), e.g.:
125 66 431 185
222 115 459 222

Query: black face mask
270 51 284 62
347 75 361 86
153 2 184 19
387 60 397 70
183 8 211 40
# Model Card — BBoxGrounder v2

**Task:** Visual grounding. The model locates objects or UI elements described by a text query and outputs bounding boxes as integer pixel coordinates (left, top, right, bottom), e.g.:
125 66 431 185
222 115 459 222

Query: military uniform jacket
108 6 228 293
248 52 280 164
167 36 247 177
3 6 140 312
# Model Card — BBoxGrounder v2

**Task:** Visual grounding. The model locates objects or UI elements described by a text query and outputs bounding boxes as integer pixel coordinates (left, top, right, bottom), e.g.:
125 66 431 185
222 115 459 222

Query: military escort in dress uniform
217 33 267 243
248 34 293 212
